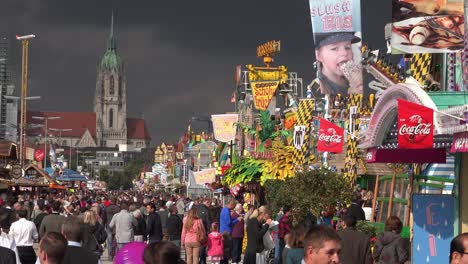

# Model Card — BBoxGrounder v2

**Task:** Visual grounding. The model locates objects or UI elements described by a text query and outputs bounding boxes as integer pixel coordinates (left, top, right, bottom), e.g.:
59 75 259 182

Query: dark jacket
209 206 221 225
82 223 107 254
159 209 169 230
0 207 16 231
61 245 99 264
244 217 269 264
134 216 147 237
338 227 373 264
231 212 244 238
167 214 183 241
33 212 48 232
146 212 163 243
104 204 120 228
246 217 269 254
196 204 211 231
346 203 366 222
373 231 409 264
0 246 16 264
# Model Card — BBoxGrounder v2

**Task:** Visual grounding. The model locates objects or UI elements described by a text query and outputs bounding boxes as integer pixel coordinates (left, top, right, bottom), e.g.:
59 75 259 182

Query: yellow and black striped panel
410 53 432 85
344 94 363 180
292 99 315 166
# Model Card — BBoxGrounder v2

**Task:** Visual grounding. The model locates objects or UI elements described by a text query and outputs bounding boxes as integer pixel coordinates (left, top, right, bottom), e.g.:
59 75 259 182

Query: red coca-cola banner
317 118 344 153
451 132 468 153
397 99 434 149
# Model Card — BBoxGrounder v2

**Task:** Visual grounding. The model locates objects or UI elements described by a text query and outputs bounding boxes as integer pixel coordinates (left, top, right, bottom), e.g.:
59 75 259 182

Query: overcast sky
0 0 391 146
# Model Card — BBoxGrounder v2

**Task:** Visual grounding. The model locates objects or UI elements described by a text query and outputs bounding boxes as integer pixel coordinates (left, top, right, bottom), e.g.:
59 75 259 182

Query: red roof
127 118 151 140
26 111 150 141
27 111 96 138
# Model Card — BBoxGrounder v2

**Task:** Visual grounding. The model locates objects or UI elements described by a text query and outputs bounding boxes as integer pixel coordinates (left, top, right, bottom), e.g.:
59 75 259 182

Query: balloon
114 242 147 264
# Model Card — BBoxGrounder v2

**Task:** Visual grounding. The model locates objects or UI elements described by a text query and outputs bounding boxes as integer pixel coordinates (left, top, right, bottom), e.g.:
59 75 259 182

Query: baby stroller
266 248 276 264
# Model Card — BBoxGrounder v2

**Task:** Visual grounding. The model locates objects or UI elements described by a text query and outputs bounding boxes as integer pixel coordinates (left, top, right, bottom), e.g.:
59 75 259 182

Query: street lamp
31 116 60 168
49 128 72 167
76 150 91 172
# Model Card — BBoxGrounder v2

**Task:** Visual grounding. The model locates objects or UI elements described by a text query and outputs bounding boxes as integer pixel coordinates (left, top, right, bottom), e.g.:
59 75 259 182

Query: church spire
108 11 117 51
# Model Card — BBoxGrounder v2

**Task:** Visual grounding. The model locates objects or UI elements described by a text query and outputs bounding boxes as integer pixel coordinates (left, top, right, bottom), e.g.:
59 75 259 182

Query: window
110 75 114 95
118 76 122 97
109 109 113 128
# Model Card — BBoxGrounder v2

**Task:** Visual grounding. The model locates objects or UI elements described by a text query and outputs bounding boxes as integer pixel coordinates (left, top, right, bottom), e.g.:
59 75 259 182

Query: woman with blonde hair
82 210 107 258
182 207 206 264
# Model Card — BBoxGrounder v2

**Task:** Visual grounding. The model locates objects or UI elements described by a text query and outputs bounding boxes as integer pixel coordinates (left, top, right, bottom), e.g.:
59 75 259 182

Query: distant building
25 15 151 150
0 37 18 142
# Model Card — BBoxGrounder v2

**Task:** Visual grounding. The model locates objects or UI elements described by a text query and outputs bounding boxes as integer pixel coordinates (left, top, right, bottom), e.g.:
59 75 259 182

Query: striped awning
420 156 455 194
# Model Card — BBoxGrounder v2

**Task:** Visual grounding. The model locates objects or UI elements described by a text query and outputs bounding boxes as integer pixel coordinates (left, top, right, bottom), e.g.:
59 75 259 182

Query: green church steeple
100 12 122 73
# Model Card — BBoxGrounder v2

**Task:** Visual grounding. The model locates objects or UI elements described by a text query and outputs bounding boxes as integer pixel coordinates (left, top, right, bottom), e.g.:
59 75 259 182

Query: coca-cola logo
398 115 432 143
319 128 343 146
453 136 468 151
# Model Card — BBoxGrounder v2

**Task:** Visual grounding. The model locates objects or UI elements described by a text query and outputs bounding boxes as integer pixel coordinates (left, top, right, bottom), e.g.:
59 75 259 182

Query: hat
314 32 361 49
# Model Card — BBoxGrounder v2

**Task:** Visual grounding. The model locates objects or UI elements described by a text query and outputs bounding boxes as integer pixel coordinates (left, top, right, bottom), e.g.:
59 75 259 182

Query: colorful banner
251 80 279 110
451 131 468 152
391 0 464 53
193 168 216 185
309 0 363 95
397 99 434 149
317 118 344 153
211 114 238 143
412 194 454 263
294 126 306 150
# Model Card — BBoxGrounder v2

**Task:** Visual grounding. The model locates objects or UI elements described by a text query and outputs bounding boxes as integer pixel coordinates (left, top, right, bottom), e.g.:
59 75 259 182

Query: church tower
94 14 127 148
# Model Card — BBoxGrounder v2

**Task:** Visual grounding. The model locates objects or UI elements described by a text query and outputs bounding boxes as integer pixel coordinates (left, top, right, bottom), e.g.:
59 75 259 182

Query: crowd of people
0 188 467 264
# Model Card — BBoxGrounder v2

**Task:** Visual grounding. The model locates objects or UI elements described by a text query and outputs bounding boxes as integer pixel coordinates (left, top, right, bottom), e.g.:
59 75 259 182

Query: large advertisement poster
392 0 464 53
211 114 238 143
309 0 363 95
413 194 454 263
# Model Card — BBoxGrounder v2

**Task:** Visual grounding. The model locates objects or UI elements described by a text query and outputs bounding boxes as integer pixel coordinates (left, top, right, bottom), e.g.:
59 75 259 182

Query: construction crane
16 34 35 167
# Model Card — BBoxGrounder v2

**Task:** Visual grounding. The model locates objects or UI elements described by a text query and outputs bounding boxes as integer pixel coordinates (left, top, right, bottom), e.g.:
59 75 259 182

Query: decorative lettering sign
193 168 216 185
251 81 279 110
451 132 468 153
317 118 344 153
397 99 434 149
257 40 281 57
211 114 239 143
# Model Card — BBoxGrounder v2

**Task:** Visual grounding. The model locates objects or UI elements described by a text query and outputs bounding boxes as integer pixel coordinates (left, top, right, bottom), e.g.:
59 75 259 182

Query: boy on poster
309 0 363 96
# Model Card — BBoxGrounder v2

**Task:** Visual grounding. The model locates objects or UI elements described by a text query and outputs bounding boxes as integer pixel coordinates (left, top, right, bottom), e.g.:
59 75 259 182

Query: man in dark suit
61 216 99 264
345 193 366 221
37 232 67 264
146 203 162 245
337 215 373 264
0 246 16 264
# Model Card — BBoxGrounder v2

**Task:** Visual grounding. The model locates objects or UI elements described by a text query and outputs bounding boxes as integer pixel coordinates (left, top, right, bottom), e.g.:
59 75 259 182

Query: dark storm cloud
0 0 391 146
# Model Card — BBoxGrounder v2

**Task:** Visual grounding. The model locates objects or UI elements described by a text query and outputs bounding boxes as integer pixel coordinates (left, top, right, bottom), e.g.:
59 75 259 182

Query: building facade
25 15 150 150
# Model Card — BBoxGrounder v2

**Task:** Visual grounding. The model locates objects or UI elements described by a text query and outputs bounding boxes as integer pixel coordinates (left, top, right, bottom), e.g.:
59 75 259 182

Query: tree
265 168 353 224
99 167 110 182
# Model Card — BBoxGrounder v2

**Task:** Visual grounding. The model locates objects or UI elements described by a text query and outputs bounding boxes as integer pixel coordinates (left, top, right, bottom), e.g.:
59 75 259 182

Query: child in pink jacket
207 222 224 264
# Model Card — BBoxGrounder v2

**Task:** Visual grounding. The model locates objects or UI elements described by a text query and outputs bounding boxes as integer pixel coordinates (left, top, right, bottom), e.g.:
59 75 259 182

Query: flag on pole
397 99 434 149
317 118 344 153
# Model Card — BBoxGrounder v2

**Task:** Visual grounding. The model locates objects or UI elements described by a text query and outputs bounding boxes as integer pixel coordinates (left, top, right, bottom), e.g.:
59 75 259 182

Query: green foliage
356 220 377 238
265 168 353 224
124 159 144 179
258 110 275 142
107 171 133 190
99 167 110 183
222 157 264 186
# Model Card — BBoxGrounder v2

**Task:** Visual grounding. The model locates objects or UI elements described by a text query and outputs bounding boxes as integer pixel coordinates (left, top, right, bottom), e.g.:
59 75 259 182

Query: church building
26 15 151 150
